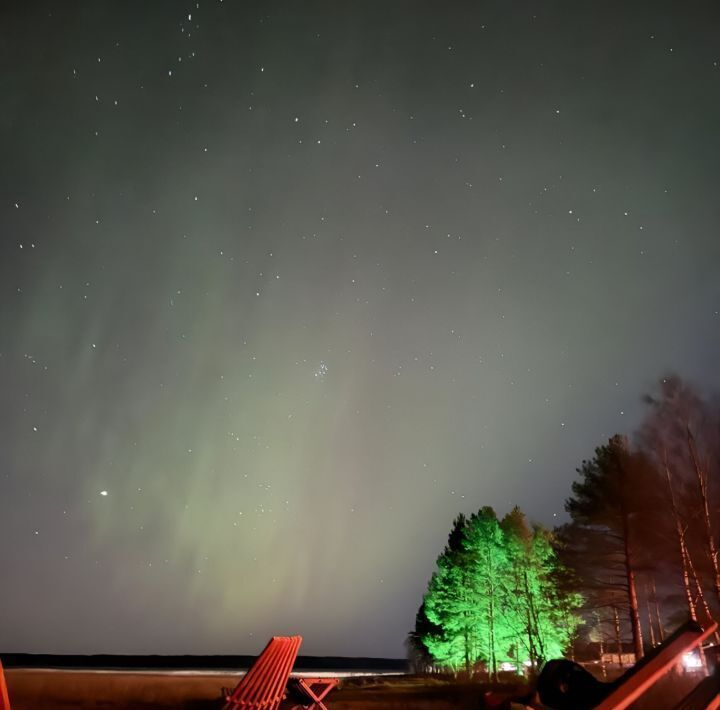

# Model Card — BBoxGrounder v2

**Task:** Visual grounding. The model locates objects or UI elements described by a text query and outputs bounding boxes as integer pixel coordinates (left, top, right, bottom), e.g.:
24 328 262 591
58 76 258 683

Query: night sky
2 0 720 657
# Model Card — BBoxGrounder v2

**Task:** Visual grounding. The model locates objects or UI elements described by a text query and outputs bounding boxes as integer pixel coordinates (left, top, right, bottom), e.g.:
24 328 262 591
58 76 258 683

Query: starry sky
1 0 720 658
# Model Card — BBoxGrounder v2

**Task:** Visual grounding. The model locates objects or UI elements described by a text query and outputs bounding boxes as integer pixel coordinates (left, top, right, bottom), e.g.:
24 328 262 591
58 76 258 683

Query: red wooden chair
673 672 720 710
286 677 339 710
222 636 302 710
486 620 719 709
594 620 718 710
0 659 10 710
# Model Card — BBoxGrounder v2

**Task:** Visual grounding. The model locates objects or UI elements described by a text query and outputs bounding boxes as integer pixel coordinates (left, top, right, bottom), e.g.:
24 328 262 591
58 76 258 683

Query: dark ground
2 667 708 709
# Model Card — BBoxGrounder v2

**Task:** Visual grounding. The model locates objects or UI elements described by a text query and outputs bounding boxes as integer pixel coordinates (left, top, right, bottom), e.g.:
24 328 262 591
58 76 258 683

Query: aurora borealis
1 0 720 657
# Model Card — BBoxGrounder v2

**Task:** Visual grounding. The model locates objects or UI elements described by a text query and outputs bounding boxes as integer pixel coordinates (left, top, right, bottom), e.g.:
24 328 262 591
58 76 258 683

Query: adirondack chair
0 659 10 710
222 636 302 710
286 676 339 710
593 619 717 710
673 671 720 710
486 620 718 710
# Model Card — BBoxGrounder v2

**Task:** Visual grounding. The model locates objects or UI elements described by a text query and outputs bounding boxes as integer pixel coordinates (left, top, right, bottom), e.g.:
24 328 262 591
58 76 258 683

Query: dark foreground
4 670 500 709
4 668 705 709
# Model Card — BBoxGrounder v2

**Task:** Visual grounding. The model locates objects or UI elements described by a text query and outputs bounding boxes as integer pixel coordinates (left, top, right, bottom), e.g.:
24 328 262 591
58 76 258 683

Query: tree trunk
487 547 498 682
645 583 656 648
686 547 717 633
595 612 607 679
684 549 711 673
687 425 720 609
680 532 699 621
524 569 544 664
464 626 470 676
625 556 644 660
489 597 497 681
526 607 536 669
663 450 698 621
620 504 644 659
651 578 664 642
613 606 624 668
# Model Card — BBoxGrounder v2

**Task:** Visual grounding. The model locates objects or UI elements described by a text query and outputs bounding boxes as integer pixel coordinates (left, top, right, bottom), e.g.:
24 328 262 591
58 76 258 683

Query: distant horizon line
0 651 408 672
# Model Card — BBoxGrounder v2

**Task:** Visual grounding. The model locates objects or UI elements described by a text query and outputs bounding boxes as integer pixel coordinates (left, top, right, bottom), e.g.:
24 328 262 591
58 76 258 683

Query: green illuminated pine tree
423 514 479 672
462 506 514 680
423 552 477 671
501 508 582 667
419 506 582 677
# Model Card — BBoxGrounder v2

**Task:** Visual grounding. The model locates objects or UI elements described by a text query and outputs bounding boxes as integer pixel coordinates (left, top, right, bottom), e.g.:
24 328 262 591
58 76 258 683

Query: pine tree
407 602 442 672
565 435 652 660
502 508 582 668
420 507 582 676
529 524 583 662
462 507 513 680
422 514 479 672
639 376 720 621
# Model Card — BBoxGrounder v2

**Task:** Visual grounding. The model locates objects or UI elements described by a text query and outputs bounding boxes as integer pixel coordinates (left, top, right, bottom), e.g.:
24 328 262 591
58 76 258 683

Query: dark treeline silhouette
558 375 720 664
411 374 720 677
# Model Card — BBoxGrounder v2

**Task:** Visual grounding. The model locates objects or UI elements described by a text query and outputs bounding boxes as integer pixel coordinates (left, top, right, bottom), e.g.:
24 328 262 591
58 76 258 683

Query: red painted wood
223 636 302 710
595 622 718 710
0 660 10 710
287 676 339 710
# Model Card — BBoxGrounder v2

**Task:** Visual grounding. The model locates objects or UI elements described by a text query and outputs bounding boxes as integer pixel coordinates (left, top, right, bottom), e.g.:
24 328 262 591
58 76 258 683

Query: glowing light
682 652 703 670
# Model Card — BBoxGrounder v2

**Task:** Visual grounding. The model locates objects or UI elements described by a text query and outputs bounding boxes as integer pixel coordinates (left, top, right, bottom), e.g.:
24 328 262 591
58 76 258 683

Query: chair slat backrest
0 659 10 710
672 672 720 710
225 635 302 709
594 621 717 710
